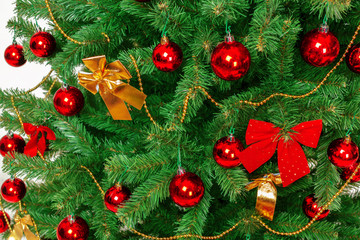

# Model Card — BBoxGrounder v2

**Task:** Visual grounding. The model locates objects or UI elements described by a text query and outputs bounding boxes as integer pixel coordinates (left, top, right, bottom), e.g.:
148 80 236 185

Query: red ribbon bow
241 119 322 187
23 123 56 157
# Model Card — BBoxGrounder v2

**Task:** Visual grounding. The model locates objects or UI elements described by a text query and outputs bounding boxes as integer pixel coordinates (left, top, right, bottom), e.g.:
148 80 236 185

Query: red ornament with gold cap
4 43 26 67
1 178 26 203
57 215 89 240
0 133 25 158
152 35 183 72
104 183 131 213
327 135 359 168
0 211 10 233
29 31 56 58
210 32 251 81
213 133 244 168
346 43 360 73
300 24 340 67
169 168 204 207
302 194 329 220
53 85 85 116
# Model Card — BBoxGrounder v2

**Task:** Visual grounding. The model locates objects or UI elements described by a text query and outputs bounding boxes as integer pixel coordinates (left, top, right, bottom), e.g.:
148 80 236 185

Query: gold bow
78 55 147 120
245 173 282 221
8 211 39 240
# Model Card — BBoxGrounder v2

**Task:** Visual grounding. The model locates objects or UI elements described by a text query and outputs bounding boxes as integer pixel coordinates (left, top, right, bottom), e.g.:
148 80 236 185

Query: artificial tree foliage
1 0 360 239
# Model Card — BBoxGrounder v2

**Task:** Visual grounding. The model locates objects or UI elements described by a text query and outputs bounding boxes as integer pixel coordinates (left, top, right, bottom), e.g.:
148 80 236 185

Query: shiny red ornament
0 211 10 233
211 34 250 81
104 184 131 213
1 178 26 203
300 25 339 67
346 43 360 73
327 136 359 168
53 86 85 116
0 134 25 158
169 170 204 207
302 194 329 220
57 215 89 240
152 36 183 72
341 162 360 182
213 134 244 168
29 31 56 58
4 44 26 67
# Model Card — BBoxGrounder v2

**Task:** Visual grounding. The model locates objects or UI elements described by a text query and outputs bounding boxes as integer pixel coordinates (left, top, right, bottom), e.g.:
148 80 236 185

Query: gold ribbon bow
245 173 282 221
78 55 147 120
8 211 39 240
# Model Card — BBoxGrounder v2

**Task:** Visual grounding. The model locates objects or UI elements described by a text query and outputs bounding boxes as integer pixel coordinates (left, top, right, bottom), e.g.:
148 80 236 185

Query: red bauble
0 211 10 233
211 34 250 81
0 134 25 158
302 194 329 220
346 43 360 73
53 86 85 116
152 36 183 72
300 25 339 67
57 216 89 240
213 135 244 168
4 44 26 67
1 178 26 203
169 170 204 207
327 136 359 168
341 162 360 182
29 31 56 58
104 184 131 213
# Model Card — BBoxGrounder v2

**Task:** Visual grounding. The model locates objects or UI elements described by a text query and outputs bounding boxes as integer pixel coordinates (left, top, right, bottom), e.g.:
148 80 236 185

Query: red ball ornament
300 24 340 67
0 211 10 234
346 43 360 73
341 162 360 182
302 194 329 220
169 169 204 207
211 34 251 81
152 36 183 72
4 44 26 67
0 134 25 158
29 31 56 58
53 86 85 116
1 178 26 203
213 134 244 168
104 184 131 213
57 215 89 240
327 136 359 168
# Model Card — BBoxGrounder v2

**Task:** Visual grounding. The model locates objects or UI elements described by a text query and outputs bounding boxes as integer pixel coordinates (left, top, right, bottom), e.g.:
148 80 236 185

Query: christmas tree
1 0 360 239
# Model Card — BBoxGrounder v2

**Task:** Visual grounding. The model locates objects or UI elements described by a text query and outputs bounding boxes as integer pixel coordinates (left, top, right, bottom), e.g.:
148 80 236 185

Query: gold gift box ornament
78 55 147 120
245 173 282 221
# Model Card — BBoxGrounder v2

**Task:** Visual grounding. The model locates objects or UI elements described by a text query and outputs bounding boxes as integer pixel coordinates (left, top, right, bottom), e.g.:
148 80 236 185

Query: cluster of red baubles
4 30 56 67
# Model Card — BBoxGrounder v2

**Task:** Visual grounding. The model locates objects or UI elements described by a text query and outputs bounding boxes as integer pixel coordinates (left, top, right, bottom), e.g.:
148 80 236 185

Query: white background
0 1 51 183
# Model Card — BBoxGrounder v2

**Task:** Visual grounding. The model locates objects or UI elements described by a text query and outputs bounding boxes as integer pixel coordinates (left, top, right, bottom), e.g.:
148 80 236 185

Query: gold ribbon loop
78 55 147 120
8 211 39 240
246 173 282 221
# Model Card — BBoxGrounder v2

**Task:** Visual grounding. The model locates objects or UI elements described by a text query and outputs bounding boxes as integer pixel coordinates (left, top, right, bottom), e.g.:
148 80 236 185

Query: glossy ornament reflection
302 194 329 220
53 86 84 116
328 136 359 168
169 170 204 207
300 24 339 67
104 184 131 213
4 44 26 67
346 43 360 73
57 215 89 240
152 36 183 72
30 31 56 58
211 33 251 81
1 178 26 203
0 134 25 158
213 134 244 168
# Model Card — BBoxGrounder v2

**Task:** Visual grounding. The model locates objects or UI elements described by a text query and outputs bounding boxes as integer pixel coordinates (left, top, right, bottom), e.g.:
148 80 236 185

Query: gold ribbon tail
9 212 38 240
246 174 282 221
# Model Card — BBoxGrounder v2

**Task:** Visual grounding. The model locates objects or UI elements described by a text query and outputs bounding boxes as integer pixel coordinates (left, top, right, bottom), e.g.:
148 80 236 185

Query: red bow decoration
23 123 56 157
241 119 322 187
